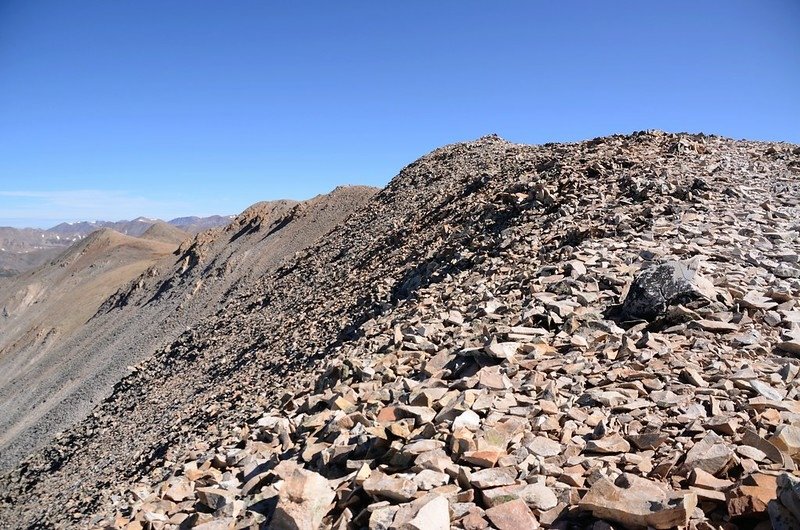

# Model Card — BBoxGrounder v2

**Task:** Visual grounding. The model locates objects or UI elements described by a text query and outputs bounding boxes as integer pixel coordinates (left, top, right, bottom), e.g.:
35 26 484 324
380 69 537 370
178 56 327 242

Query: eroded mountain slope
0 187 376 474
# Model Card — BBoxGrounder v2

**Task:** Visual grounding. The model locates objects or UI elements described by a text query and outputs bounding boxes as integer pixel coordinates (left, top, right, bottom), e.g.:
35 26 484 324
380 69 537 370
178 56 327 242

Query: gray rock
621 261 716 321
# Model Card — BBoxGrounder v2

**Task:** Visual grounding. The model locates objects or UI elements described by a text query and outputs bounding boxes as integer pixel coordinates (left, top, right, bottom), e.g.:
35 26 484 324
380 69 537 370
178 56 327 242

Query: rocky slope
1 132 799 529
0 229 180 469
0 187 375 474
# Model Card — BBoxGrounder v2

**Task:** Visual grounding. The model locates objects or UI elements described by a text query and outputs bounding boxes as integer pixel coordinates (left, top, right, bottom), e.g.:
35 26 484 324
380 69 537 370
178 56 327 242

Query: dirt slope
0 133 798 529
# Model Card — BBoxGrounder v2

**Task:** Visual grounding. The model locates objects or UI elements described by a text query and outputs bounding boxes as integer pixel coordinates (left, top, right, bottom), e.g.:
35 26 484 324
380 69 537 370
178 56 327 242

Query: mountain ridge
0 132 798 529
0 215 235 277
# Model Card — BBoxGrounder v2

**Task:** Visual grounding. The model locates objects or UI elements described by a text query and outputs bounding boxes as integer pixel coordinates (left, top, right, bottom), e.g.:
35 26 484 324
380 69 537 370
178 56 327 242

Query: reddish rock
485 498 539 530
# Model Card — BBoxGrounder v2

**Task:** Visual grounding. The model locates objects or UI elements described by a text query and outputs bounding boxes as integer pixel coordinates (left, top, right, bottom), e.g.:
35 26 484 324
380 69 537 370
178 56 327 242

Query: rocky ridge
1 132 799 529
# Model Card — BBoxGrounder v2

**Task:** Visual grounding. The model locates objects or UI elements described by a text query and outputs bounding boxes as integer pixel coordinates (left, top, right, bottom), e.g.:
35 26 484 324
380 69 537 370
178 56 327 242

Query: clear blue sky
1 1 798 228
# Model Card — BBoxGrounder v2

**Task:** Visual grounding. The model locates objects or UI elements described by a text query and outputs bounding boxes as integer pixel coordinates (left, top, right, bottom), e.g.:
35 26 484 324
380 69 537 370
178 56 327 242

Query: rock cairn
1 132 798 529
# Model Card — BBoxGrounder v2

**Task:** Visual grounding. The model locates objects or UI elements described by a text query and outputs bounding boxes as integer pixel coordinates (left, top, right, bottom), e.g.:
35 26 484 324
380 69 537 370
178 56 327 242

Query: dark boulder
621 260 717 321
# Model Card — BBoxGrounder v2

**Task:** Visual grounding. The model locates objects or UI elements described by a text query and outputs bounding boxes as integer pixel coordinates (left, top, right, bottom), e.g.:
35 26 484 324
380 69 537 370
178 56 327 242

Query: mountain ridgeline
0 215 235 277
0 133 799 529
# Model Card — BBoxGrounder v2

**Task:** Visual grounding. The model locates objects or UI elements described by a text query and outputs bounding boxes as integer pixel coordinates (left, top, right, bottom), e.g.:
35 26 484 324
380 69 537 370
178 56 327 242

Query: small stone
453 410 481 431
462 450 503 468
413 469 450 490
689 468 732 491
461 509 489 530
484 340 520 360
736 444 768 462
681 368 708 387
369 504 399 530
693 319 739 333
628 432 668 450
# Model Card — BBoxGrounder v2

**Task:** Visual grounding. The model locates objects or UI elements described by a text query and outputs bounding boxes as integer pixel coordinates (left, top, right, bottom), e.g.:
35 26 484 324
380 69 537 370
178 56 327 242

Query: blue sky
1 1 798 228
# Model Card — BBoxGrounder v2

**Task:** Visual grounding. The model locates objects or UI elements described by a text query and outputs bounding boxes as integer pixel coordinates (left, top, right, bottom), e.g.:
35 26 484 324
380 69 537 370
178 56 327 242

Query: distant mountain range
0 215 234 277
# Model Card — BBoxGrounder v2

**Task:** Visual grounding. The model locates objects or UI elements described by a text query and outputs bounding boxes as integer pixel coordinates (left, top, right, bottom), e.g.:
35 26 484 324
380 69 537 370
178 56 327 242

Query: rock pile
1 132 799 529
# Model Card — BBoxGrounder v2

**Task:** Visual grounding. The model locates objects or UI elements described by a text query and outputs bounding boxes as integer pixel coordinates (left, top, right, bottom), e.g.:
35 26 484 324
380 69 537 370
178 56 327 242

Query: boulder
621 260 716 320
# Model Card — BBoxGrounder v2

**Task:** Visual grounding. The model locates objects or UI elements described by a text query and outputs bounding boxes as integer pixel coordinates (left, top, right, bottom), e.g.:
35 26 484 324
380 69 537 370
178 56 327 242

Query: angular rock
526 435 562 457
469 467 517 489
485 498 539 530
772 424 800 458
682 432 734 475
482 482 557 511
579 474 697 529
196 487 236 511
584 433 630 454
401 496 450 530
726 473 777 518
362 470 418 502
621 260 717 321
271 468 335 530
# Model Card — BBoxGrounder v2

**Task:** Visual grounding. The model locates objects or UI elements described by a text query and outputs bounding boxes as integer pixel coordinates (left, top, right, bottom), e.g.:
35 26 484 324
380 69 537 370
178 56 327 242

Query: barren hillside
0 187 376 475
1 132 799 529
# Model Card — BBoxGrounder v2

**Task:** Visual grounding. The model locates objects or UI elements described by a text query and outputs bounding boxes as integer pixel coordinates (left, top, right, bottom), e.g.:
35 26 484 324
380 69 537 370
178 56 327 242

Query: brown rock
579 474 697 529
689 468 732 491
362 470 418 502
772 424 800 457
726 473 778 518
462 450 503 468
584 433 630 454
461 509 489 530
485 498 539 530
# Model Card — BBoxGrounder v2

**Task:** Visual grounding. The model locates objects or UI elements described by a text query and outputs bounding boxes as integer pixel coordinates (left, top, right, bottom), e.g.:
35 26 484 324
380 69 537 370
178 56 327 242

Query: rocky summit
1 131 799 530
